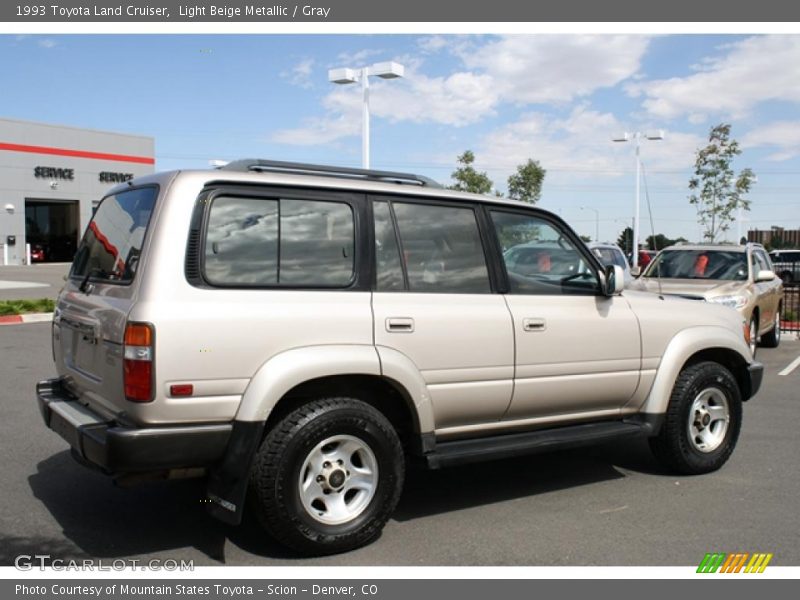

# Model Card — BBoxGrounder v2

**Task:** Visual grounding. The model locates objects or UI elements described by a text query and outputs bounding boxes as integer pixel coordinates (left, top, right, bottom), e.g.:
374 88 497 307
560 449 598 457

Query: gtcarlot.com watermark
15 555 194 571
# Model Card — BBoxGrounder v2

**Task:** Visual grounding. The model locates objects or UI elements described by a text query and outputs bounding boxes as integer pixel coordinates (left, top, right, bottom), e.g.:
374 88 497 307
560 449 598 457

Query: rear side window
71 186 157 284
203 195 355 287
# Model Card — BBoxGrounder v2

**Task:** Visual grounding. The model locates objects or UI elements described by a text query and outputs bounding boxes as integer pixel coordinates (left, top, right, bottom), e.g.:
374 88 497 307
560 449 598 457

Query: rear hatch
54 185 158 421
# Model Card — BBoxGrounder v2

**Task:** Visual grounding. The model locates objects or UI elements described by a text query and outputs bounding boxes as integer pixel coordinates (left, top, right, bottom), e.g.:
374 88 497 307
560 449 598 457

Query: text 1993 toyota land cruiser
38 160 763 555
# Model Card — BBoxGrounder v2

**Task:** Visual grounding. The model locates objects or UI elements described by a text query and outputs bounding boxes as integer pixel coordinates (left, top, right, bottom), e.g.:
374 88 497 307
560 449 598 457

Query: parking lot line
778 355 800 377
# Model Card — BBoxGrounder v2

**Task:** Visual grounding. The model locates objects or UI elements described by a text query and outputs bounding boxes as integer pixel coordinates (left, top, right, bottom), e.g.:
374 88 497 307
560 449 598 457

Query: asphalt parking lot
1 321 798 567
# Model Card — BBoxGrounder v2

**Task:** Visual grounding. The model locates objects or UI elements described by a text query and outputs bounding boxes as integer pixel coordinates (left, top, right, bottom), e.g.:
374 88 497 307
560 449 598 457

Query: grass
0 298 55 316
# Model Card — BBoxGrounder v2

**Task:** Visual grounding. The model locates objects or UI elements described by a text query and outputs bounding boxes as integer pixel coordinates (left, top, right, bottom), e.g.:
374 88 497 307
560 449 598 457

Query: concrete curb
0 312 54 326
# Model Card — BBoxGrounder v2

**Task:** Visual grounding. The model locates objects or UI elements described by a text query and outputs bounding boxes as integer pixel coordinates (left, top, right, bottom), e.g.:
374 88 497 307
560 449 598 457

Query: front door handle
386 317 415 333
522 318 547 332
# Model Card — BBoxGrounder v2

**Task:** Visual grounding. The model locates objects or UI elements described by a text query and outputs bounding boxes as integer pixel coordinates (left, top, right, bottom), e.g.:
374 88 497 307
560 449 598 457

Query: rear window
71 186 157 284
202 195 355 287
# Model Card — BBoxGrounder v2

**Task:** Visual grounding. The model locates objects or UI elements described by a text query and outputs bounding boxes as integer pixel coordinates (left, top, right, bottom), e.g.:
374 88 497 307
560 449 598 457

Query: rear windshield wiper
79 268 108 293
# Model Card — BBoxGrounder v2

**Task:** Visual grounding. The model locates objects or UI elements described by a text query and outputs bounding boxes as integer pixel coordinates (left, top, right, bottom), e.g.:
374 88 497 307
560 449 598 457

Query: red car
30 244 46 262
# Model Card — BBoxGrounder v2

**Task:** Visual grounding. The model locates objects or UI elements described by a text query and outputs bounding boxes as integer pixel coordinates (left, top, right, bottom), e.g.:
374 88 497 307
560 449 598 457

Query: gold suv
635 243 784 355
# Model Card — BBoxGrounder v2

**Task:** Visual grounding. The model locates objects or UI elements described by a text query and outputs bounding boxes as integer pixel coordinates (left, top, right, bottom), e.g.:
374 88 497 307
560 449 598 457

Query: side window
388 202 491 294
373 201 404 291
203 195 354 287
490 210 599 295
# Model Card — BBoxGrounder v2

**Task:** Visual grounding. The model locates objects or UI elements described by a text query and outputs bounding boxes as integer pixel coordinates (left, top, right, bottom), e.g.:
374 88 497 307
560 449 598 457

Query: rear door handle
386 317 415 333
522 318 547 332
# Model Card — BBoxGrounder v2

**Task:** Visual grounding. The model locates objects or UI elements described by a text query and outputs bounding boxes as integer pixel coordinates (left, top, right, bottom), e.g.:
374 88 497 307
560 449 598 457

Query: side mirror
756 269 776 282
604 265 625 296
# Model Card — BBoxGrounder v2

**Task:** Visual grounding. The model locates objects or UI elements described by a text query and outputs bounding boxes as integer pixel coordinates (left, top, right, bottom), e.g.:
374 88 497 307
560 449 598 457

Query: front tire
760 307 781 348
649 361 742 475
249 397 404 555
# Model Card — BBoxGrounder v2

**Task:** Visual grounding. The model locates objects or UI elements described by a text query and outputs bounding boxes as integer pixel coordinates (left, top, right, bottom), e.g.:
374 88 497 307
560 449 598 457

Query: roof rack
218 159 442 188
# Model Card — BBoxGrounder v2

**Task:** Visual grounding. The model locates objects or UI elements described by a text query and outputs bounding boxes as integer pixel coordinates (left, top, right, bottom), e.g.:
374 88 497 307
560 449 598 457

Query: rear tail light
124 322 154 402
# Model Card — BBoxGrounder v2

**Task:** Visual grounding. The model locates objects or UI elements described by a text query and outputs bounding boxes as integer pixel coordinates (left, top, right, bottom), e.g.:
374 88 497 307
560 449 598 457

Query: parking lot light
328 61 405 169
613 130 664 269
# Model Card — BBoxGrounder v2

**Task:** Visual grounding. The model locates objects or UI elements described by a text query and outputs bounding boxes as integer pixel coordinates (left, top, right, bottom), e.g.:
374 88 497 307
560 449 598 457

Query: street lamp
612 130 664 270
328 61 405 169
580 206 599 242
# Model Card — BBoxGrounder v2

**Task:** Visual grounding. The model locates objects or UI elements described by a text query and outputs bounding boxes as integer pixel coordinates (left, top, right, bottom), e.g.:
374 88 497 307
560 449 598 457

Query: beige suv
634 244 784 355
37 160 763 555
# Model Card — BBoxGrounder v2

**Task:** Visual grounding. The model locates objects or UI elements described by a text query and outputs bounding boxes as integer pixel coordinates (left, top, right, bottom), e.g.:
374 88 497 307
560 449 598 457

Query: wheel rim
749 319 757 355
298 434 378 525
687 387 730 453
775 311 781 343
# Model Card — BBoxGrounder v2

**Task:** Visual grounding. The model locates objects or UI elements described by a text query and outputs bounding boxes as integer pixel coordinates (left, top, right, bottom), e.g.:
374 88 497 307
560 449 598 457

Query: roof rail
218 159 442 188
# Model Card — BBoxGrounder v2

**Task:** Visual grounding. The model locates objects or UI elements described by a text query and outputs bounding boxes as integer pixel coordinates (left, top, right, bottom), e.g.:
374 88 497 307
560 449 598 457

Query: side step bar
425 420 654 469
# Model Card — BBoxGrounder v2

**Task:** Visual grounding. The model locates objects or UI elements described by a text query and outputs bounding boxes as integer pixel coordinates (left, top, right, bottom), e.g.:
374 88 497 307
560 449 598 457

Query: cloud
38 39 57 49
271 114 359 146
741 120 800 161
273 35 651 147
282 58 315 89
629 35 800 121
462 35 650 104
335 48 384 65
417 36 449 53
474 106 704 187
272 67 499 144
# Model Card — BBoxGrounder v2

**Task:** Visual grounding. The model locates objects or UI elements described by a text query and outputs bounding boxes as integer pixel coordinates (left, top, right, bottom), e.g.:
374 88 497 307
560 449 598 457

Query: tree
689 124 755 243
617 227 633 256
645 233 687 251
579 234 592 243
507 159 546 204
449 150 493 194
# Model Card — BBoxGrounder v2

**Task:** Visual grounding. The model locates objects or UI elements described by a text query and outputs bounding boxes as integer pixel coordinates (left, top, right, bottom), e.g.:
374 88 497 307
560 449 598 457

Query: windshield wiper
79 268 107 293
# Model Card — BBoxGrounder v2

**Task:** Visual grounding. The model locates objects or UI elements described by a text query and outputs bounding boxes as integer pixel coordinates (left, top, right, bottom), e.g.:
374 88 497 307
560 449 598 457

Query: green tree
507 159 546 204
645 233 687 251
579 234 592 243
689 124 755 243
617 227 633 256
449 150 493 194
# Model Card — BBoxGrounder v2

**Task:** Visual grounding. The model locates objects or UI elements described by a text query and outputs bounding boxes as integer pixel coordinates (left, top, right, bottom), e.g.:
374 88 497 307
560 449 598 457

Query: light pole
328 61 405 169
580 206 599 242
612 130 664 269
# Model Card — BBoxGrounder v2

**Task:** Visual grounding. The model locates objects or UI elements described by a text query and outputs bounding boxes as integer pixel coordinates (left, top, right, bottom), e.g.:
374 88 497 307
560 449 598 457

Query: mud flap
205 420 265 525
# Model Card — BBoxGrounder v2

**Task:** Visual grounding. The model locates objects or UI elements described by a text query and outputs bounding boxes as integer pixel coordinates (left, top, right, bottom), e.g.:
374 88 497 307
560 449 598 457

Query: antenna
640 161 663 298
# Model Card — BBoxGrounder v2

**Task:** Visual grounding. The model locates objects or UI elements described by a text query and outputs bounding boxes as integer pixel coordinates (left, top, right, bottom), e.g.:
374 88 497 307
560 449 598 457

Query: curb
0 312 54 326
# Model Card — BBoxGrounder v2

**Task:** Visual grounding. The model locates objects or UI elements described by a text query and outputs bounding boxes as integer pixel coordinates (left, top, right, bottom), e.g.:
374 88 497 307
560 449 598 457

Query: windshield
644 249 748 281
71 186 157 284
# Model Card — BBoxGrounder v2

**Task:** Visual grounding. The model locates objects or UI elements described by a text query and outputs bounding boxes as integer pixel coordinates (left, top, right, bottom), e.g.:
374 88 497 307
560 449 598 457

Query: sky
2 33 799 244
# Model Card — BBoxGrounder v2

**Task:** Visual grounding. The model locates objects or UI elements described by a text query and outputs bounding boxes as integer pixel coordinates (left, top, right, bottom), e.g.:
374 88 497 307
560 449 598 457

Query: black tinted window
71 186 156 283
373 201 405 291
392 202 490 294
204 196 354 287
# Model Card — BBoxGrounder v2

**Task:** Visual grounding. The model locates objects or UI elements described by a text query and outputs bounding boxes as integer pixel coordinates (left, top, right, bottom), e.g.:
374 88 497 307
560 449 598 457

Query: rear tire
649 361 742 475
249 397 404 555
760 307 782 348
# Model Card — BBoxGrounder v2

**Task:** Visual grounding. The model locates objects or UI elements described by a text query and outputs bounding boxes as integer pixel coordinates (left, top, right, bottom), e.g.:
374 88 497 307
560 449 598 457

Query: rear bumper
37 378 232 474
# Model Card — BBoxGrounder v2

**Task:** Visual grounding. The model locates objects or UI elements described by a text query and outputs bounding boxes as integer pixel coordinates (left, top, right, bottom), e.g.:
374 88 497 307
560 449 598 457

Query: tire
649 361 742 475
760 306 782 348
248 397 404 555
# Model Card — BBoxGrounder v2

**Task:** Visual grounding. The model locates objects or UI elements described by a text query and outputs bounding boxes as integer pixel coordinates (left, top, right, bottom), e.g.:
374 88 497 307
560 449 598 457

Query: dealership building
0 118 154 265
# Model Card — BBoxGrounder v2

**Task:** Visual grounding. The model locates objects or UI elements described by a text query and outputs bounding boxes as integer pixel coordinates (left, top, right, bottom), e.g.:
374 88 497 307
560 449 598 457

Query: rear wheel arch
265 374 421 453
